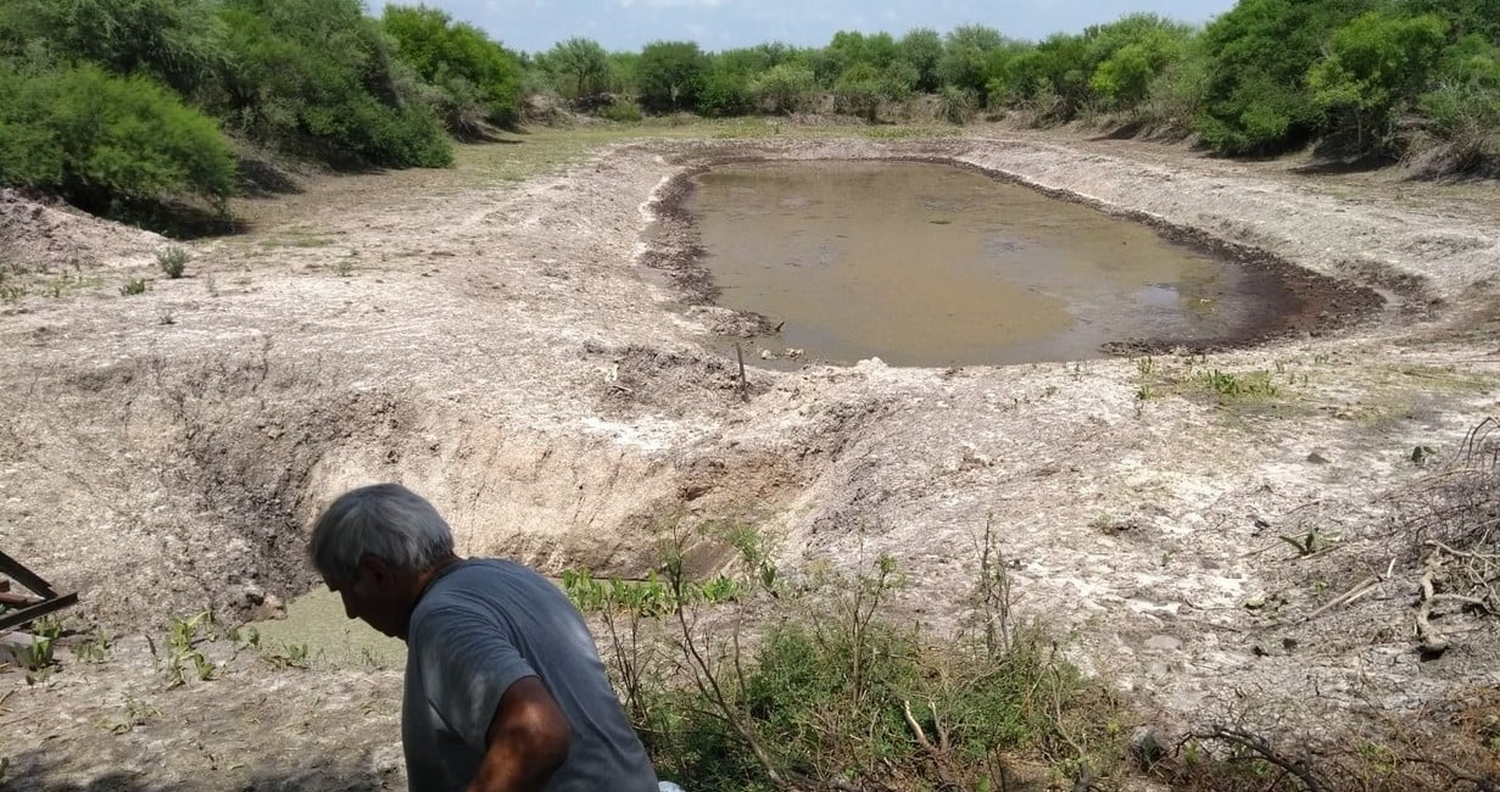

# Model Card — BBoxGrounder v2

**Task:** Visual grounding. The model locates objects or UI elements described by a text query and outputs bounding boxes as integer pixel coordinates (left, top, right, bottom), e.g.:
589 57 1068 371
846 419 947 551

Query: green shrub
0 0 227 97
749 63 815 115
1143 43 1212 129
1307 11 1448 157
696 69 753 118
832 63 883 120
383 5 523 128
627 549 1102 792
537 37 610 99
600 97 643 123
0 63 236 210
157 246 189 278
637 41 708 114
897 28 944 93
1195 0 1381 155
209 0 451 169
120 278 148 295
1411 34 1500 175
938 84 978 124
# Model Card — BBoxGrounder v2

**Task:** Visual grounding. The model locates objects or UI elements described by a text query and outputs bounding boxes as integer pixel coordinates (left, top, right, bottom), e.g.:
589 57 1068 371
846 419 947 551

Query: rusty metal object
0 551 79 631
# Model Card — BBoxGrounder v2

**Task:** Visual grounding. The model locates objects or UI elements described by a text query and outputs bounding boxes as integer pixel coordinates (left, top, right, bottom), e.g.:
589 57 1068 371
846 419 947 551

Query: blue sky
402 0 1240 55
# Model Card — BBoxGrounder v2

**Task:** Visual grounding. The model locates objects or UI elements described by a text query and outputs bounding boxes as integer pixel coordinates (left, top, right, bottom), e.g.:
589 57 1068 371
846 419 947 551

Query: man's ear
359 555 393 584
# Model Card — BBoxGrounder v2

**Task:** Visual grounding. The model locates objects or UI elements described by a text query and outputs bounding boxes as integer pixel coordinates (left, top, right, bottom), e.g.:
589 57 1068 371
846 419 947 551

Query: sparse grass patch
1195 368 1279 402
258 231 336 249
566 518 1123 792
261 641 311 671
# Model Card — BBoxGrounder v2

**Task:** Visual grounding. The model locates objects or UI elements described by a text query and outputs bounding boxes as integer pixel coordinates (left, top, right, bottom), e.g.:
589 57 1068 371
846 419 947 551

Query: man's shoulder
421 558 555 609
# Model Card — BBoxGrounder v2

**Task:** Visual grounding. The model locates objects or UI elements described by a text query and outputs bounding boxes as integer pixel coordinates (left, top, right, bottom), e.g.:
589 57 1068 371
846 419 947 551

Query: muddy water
690 160 1298 367
250 589 406 670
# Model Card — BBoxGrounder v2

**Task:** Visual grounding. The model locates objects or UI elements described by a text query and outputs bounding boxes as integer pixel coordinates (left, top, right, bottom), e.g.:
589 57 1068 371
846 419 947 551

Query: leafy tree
0 0 225 97
0 62 237 210
1195 0 1380 155
1142 39 1212 128
697 61 753 117
749 62 816 114
1308 11 1448 156
1003 34 1090 119
938 25 1006 95
607 51 641 94
832 63 883 120
636 40 708 113
1088 18 1194 110
545 37 610 98
897 28 943 92
1399 0 1500 40
1414 33 1500 169
211 0 451 168
382 4 523 128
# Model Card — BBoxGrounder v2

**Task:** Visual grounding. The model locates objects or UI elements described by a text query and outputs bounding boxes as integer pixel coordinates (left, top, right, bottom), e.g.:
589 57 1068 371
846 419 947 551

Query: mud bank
3 132 1498 789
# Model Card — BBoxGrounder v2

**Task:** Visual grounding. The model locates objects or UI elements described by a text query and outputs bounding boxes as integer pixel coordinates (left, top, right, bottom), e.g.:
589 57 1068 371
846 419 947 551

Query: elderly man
309 482 661 792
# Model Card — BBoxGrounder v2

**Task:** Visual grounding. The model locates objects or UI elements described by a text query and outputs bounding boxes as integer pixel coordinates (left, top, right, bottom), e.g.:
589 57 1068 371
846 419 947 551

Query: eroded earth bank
3 131 1499 789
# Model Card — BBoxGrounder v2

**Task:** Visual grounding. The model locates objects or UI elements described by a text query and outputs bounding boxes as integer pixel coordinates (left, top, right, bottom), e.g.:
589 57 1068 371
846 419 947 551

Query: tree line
1 0 1495 219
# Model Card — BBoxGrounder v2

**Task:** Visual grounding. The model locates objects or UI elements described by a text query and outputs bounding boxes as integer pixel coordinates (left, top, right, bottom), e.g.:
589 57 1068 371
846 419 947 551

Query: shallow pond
688 160 1300 367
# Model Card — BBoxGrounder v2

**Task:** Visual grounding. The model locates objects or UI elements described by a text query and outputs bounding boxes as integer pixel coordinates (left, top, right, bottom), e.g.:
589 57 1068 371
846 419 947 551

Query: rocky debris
0 188 164 273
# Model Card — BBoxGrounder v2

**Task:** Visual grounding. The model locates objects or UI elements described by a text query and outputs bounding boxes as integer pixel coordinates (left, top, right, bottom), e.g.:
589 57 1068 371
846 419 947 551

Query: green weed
120 278 148 296
1196 368 1279 402
152 611 218 687
156 246 189 279
263 642 310 670
75 628 112 663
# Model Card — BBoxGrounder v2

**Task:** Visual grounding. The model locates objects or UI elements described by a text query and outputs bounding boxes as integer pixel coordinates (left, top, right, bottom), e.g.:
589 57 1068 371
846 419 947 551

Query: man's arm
463 676 572 792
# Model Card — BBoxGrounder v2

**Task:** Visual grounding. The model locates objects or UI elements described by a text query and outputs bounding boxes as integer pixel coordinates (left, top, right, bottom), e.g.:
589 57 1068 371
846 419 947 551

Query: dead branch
901 699 959 789
1197 726 1330 792
1302 573 1382 623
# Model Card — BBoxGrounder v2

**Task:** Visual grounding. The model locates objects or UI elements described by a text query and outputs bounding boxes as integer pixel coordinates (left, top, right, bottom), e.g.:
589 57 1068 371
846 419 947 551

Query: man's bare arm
463 676 572 792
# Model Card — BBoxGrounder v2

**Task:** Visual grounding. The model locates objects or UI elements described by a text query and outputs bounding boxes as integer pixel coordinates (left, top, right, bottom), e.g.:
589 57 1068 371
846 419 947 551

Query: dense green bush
537 37 610 99
1308 11 1449 157
1003 34 1090 120
599 97 644 123
832 63 884 120
1086 15 1195 111
210 0 451 169
937 25 1006 96
1142 41 1212 129
1194 0 1380 155
382 5 523 128
1412 33 1500 173
748 63 817 115
0 0 225 97
636 41 709 113
0 63 236 210
696 67 754 118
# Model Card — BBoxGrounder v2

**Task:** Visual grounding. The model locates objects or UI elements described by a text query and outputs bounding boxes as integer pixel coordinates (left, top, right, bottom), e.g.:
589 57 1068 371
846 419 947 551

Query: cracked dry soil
2 130 1499 790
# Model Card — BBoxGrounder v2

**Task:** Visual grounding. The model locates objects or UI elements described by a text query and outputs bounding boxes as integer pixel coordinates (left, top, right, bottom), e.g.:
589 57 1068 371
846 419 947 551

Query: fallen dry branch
1195 726 1330 792
1416 540 1500 655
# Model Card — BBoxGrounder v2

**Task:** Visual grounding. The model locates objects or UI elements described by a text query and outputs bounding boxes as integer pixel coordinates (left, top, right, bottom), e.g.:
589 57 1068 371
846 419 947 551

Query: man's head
308 483 457 639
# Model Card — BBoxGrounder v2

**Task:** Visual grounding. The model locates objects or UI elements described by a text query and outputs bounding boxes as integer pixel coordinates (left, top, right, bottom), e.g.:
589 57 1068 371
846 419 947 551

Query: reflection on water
689 160 1295 367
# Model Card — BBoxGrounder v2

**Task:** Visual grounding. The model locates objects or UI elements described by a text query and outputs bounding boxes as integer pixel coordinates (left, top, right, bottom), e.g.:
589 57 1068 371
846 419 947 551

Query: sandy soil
3 128 1499 790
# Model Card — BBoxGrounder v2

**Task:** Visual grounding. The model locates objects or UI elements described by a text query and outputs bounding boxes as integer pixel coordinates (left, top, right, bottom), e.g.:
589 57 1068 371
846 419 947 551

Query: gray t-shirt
403 559 658 792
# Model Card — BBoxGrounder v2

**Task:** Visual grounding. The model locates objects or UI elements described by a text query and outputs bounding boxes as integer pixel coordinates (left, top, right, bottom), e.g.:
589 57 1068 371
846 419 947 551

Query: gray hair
309 483 455 585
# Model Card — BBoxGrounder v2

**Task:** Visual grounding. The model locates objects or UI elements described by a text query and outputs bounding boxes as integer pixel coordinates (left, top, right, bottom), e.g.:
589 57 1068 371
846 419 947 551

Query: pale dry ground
2 126 1498 790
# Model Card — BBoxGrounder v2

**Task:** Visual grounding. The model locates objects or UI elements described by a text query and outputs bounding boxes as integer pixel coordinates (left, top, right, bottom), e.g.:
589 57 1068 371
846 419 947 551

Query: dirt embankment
3 131 1499 790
